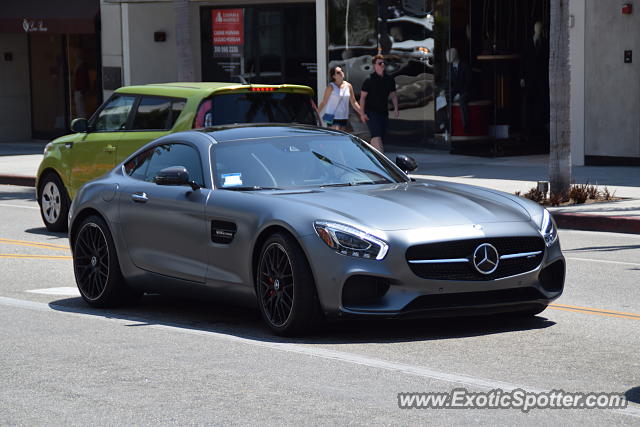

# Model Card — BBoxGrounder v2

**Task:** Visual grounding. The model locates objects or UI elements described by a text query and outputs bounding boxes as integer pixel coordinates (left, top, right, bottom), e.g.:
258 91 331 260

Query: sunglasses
375 61 385 66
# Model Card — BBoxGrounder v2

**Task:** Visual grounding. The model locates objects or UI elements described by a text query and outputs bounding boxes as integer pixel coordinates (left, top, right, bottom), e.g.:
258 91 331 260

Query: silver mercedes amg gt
68 124 564 335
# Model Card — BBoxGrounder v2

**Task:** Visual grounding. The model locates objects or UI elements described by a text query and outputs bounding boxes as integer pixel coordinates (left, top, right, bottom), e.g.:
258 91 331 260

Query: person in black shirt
359 54 398 153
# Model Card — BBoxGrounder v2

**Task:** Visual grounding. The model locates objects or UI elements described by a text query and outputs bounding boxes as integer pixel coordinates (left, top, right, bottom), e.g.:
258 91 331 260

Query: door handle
131 192 148 203
64 142 73 149
104 144 116 153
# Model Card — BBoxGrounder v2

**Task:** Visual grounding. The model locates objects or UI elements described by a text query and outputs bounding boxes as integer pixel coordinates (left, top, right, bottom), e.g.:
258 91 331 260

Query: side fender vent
211 220 237 244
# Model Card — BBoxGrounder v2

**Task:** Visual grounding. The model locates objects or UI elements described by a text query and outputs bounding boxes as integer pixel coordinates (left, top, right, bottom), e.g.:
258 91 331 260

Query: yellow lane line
548 305 640 321
550 303 640 318
0 238 69 251
0 254 72 260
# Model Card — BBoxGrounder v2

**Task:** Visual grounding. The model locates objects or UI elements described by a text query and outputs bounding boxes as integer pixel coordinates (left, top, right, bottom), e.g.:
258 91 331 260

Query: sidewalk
1 141 639 234
0 141 47 187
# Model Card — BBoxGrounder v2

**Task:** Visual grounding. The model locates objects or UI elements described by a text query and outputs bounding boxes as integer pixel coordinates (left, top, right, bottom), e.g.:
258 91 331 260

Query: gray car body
69 125 564 319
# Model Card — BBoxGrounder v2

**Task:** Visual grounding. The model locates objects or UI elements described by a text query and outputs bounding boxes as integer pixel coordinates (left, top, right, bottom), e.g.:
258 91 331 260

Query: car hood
273 182 532 231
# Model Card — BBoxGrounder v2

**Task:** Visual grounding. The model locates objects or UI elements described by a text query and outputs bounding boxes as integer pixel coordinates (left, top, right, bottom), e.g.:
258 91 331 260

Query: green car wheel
39 173 70 232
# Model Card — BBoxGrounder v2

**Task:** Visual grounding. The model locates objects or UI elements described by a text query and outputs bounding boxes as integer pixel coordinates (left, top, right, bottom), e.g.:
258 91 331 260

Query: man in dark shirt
359 54 398 153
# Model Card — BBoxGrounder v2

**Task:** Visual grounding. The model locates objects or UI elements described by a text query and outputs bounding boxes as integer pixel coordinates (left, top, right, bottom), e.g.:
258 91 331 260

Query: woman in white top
316 66 362 131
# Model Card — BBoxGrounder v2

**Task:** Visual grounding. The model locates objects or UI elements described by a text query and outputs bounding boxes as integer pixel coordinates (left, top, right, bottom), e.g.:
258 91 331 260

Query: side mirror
395 155 418 174
70 118 88 133
155 166 200 190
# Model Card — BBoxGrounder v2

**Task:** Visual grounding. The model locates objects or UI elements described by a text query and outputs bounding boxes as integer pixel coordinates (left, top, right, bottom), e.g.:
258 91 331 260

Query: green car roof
115 82 314 99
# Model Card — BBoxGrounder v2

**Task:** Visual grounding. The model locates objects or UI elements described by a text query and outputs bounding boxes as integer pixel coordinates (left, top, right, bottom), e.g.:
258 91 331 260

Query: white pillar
569 0 586 166
121 3 131 86
315 0 327 100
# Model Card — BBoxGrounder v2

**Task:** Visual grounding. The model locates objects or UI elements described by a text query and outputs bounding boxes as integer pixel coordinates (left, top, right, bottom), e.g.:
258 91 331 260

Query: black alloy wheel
258 242 295 327
73 215 133 307
256 232 320 336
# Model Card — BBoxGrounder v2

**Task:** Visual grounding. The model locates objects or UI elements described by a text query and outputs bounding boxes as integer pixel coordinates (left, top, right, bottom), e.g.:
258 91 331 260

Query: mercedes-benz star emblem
472 243 500 275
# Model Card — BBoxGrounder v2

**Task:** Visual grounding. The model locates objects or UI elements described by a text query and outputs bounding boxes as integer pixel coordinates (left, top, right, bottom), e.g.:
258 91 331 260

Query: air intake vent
211 220 237 244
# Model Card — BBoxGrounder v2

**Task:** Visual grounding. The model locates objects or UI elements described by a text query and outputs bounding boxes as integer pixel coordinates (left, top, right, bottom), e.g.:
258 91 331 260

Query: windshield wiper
221 186 281 191
312 151 362 175
351 180 389 186
320 182 355 188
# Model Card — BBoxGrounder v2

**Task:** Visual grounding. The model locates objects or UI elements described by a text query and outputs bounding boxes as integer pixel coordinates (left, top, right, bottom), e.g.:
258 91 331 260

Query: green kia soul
36 82 318 231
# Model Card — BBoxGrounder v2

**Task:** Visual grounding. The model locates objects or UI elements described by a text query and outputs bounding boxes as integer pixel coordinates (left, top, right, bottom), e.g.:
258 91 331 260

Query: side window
93 95 136 131
125 143 204 187
131 97 172 130
124 147 155 181
169 100 186 128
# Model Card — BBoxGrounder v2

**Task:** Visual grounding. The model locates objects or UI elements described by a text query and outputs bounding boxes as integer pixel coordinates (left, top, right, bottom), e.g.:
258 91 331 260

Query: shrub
548 192 564 206
522 187 546 203
602 186 616 200
569 183 589 204
585 183 599 200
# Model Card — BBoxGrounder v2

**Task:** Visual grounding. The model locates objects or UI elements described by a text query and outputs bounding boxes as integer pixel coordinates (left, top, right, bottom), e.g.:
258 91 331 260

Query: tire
39 173 70 232
73 215 135 307
256 232 321 336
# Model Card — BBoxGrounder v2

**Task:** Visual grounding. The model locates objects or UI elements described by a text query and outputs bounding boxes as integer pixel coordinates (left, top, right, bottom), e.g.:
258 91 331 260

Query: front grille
406 237 545 281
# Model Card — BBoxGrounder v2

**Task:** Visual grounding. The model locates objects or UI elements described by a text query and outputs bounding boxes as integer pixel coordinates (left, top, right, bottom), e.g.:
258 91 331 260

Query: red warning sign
212 9 244 57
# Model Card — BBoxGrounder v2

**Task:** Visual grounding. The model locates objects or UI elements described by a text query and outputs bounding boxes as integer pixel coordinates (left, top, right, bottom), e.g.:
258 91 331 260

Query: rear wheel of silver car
39 173 70 232
256 232 320 336
73 215 132 307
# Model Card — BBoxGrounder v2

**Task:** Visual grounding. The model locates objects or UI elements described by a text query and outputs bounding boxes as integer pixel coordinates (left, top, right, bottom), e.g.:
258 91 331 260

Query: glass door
67 34 100 121
283 5 317 93
29 34 68 139
252 9 284 84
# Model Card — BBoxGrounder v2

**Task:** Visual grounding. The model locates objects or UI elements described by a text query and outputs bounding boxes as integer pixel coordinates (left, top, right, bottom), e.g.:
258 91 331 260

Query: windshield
212 134 408 190
195 92 317 127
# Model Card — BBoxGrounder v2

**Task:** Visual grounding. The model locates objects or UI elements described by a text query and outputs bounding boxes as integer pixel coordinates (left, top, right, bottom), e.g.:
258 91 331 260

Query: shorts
366 110 389 138
332 119 349 127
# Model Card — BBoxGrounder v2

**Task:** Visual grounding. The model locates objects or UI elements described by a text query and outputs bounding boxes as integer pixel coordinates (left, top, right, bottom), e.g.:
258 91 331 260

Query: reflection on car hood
274 182 531 231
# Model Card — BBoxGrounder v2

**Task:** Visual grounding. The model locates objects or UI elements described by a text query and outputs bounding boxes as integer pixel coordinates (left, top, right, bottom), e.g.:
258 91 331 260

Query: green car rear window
194 92 316 127
131 96 186 130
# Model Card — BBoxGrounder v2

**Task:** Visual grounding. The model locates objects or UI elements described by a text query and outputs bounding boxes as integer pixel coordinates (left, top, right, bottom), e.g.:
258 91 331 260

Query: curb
552 212 640 235
0 175 36 187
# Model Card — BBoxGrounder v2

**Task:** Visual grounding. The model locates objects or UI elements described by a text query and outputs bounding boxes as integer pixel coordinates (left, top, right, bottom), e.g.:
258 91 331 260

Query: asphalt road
1 184 639 425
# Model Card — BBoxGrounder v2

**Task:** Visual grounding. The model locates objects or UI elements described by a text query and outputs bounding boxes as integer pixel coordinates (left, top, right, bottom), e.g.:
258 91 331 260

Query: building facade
0 0 638 165
0 0 102 140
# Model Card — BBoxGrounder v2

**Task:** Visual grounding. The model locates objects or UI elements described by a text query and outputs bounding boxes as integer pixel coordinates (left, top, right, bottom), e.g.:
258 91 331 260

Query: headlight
313 221 388 260
540 209 558 247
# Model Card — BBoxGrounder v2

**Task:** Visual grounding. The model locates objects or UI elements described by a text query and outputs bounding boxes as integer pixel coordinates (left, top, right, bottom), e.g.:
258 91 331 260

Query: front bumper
300 222 565 319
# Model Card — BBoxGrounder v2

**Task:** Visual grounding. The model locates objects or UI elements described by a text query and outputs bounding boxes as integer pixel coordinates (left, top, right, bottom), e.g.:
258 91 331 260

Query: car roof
198 124 346 143
115 82 314 99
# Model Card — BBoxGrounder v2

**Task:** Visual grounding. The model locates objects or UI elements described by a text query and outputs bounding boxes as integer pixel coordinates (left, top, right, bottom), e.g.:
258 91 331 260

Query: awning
0 0 100 34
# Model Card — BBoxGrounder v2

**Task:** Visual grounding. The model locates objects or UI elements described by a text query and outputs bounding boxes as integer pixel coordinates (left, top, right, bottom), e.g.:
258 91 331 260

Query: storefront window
201 5 317 93
434 0 550 152
327 0 436 144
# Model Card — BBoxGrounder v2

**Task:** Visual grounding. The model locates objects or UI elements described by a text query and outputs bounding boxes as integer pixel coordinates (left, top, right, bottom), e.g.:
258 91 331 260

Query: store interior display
441 0 550 154
328 0 436 143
